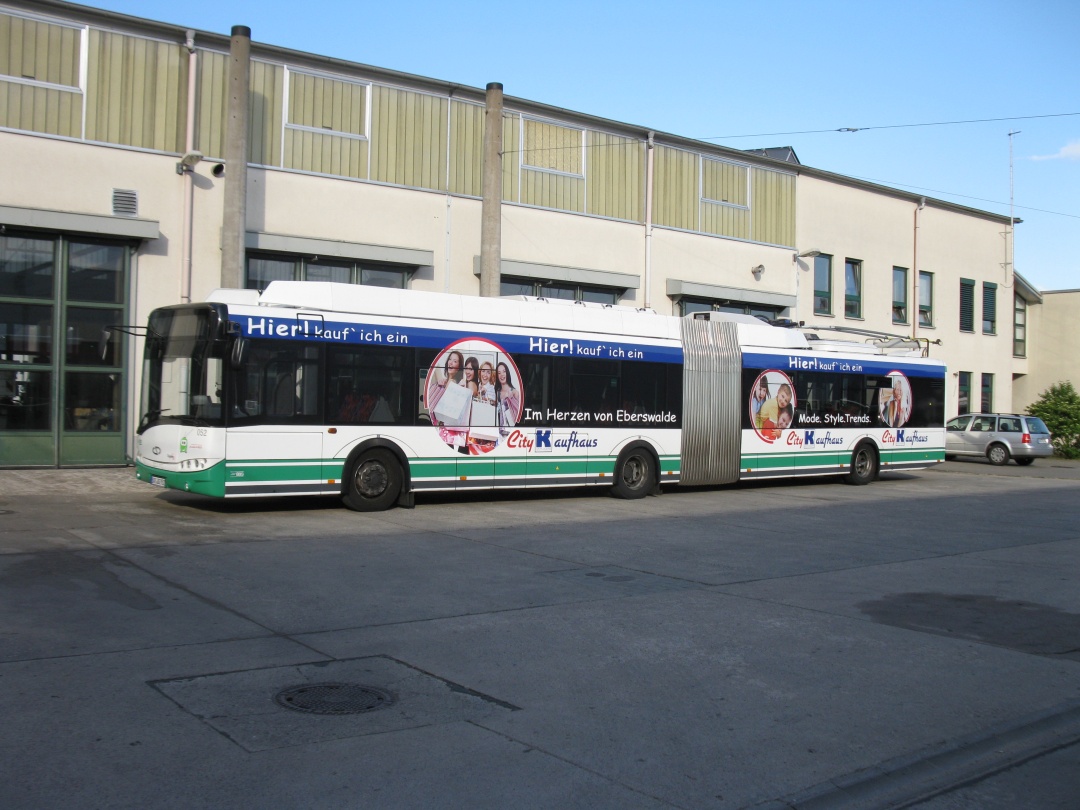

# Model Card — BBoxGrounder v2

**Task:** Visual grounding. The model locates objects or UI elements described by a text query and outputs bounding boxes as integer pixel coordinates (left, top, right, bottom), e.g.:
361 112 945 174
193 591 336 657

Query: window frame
844 258 862 319
957 371 971 415
892 266 908 324
982 281 997 335
960 278 975 332
500 276 620 305
813 254 833 316
918 271 934 327
1013 293 1026 357
980 373 994 413
244 252 410 291
520 116 586 179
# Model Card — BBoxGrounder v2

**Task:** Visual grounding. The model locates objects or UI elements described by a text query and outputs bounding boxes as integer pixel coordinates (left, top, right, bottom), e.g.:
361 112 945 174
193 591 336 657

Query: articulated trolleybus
135 281 945 510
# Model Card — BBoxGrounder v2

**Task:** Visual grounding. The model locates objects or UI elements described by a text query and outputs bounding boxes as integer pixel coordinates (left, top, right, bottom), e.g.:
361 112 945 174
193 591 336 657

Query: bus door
228 342 327 494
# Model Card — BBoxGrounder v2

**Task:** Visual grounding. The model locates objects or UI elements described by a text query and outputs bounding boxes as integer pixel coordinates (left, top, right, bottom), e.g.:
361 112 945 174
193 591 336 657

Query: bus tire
845 442 878 485
343 449 402 512
612 446 656 500
987 443 1010 466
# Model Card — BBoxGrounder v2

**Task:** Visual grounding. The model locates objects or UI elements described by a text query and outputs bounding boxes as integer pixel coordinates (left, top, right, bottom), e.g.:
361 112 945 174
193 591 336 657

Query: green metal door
0 233 128 467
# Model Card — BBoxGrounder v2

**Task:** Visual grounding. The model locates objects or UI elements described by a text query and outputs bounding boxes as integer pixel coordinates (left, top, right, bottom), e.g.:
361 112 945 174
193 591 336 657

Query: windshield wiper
138 408 170 429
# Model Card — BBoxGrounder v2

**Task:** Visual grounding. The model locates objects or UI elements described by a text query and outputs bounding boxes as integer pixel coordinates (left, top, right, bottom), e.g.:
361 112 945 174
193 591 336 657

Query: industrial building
1 0 1072 467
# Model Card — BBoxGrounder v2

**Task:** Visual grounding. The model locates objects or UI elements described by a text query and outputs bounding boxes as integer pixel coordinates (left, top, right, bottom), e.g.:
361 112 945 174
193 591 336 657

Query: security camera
211 163 225 178
176 150 204 174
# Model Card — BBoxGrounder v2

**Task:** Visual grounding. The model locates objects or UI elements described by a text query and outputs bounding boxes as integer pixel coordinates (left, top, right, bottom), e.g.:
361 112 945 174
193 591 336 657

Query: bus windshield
138 305 227 432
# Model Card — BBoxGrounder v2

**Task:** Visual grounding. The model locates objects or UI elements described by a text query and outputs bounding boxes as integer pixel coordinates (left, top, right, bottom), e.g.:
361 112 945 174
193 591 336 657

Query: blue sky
86 0 1079 291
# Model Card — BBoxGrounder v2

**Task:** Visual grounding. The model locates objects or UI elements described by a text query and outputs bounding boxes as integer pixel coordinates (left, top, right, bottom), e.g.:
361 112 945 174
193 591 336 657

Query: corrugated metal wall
194 49 227 159
0 12 82 137
751 167 796 247
249 60 284 167
501 112 519 202
587 131 644 222
0 8 796 249
653 145 698 231
679 316 742 486
449 99 483 196
371 86 447 190
86 30 184 152
284 70 368 177
519 119 585 212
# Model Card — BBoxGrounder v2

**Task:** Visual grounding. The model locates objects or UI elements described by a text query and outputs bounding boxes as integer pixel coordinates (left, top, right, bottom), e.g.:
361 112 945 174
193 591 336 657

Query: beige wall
1013 290 1080 411
797 174 1016 415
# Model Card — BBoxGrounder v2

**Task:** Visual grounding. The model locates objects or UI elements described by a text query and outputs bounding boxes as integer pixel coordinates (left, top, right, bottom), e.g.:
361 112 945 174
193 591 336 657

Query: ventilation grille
112 189 138 217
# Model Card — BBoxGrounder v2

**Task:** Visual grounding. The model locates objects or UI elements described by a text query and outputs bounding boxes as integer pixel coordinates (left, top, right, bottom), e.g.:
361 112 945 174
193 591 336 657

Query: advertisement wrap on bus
134 281 945 510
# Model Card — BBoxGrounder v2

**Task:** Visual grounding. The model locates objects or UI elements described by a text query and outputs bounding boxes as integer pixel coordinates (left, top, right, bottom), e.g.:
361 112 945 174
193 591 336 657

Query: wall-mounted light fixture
793 249 822 261
751 264 765 280
176 150 204 175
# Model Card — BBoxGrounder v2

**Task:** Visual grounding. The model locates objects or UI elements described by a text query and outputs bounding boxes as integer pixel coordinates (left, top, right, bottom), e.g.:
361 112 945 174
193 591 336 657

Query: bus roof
205 282 933 358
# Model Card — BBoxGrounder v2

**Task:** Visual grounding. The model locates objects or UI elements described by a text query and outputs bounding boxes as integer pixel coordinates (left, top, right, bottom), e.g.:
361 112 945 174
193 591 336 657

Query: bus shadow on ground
151 471 923 516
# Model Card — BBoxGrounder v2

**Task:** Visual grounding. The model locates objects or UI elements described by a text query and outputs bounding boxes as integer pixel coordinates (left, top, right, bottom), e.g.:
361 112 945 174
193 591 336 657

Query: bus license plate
150 475 166 487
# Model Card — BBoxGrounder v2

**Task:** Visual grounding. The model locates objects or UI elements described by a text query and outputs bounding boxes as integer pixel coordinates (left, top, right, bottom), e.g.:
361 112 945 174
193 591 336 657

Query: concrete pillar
221 25 251 289
479 82 503 298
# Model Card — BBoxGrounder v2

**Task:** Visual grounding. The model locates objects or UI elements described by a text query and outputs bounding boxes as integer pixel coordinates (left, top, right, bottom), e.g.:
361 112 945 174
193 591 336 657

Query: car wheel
612 446 655 500
1015 458 1034 466
844 442 879 485
343 449 403 511
986 443 1010 466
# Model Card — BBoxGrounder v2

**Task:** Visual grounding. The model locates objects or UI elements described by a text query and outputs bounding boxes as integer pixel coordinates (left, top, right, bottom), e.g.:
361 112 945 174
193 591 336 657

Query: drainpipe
221 26 251 289
912 197 925 340
479 82 503 298
644 131 655 309
180 30 197 303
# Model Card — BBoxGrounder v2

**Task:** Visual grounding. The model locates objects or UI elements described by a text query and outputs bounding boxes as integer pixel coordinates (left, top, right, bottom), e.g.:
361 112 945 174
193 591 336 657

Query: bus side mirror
230 337 248 370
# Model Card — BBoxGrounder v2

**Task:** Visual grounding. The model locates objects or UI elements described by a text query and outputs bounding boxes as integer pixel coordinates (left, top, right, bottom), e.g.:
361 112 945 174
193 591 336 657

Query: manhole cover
274 682 395 715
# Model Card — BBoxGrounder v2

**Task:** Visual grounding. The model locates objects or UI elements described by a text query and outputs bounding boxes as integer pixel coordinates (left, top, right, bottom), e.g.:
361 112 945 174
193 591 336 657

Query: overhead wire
700 111 1080 140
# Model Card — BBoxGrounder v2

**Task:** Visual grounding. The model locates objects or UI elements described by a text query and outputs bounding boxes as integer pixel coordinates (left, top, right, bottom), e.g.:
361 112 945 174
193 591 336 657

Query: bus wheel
344 449 402 512
612 447 655 500
987 443 1010 466
845 442 878 485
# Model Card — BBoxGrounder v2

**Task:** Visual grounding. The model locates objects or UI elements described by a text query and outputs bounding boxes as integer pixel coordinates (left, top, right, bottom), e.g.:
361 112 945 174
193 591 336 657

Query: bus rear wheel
612 447 656 500
344 449 402 512
845 442 879 485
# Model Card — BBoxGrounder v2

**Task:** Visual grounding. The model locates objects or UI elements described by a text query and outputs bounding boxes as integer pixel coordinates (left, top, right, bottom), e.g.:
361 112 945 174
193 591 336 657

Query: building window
959 278 975 332
844 259 862 318
813 254 832 315
501 277 620 305
919 271 934 327
1014 294 1027 357
981 373 993 412
958 372 972 415
245 254 409 291
892 266 908 324
678 298 783 320
982 282 997 335
957 371 971 415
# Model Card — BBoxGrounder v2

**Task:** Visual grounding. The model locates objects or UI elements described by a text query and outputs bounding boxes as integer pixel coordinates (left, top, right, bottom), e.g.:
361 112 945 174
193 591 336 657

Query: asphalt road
2 459 1079 809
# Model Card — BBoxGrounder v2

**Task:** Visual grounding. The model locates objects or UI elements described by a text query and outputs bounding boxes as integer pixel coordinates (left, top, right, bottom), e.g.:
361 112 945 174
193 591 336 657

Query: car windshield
1025 417 1050 434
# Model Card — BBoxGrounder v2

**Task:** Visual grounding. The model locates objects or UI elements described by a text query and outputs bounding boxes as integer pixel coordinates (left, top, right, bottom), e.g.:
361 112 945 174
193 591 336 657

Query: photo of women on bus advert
879 371 912 428
425 338 524 454
750 370 796 443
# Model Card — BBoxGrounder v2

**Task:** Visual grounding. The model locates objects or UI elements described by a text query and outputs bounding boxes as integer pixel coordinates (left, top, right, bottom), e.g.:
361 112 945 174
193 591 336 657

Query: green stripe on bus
136 460 227 497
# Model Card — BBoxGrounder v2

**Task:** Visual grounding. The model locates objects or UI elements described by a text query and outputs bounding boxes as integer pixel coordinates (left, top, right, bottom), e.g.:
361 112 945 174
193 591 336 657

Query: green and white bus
135 281 946 510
